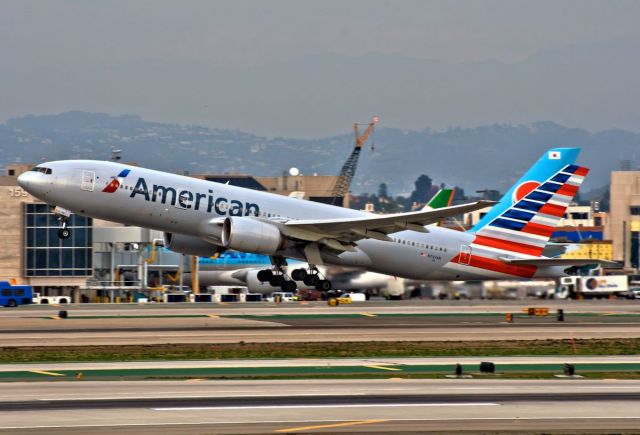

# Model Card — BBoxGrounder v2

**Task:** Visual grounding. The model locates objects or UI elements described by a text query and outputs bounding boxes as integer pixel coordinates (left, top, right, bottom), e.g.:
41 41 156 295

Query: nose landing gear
57 222 71 240
53 206 72 240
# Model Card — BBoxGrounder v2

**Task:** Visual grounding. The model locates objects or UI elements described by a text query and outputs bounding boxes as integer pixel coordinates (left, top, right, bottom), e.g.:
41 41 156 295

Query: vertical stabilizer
471 148 588 257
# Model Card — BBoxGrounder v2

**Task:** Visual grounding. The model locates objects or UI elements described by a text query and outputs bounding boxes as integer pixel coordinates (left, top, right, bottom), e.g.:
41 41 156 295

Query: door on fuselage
80 170 96 192
459 245 472 265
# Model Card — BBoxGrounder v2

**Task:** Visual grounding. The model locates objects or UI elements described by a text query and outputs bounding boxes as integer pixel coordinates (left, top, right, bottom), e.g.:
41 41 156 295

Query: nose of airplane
17 171 34 190
17 171 46 198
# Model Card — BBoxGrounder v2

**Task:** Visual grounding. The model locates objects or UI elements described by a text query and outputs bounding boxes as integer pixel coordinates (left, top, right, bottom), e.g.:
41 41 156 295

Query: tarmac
2 379 640 433
2 300 640 346
2 300 640 433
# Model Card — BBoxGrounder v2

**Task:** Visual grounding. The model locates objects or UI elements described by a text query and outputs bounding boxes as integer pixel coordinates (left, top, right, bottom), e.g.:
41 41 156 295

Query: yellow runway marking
365 365 402 371
30 370 65 377
276 419 387 432
49 316 61 320
207 314 219 318
361 312 377 317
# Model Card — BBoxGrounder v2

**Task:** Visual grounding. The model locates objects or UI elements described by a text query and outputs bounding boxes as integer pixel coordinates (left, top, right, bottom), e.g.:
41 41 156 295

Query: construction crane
331 116 379 206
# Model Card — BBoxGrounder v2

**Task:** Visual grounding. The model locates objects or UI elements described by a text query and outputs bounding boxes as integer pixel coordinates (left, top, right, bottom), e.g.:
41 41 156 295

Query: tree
409 174 433 205
378 183 389 199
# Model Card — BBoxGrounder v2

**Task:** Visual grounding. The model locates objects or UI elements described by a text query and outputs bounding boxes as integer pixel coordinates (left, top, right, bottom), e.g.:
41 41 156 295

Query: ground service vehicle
267 292 296 302
32 293 70 304
558 275 628 299
0 282 33 307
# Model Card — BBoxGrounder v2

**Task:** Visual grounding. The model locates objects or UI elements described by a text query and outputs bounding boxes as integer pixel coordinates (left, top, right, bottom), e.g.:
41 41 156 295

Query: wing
500 257 619 267
282 200 496 246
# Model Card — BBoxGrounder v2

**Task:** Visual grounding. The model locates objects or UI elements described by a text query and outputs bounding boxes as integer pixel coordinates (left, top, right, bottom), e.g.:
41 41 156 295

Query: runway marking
44 393 367 401
365 365 402 371
7 416 640 431
207 315 219 318
49 316 61 320
361 313 377 317
30 370 65 377
153 403 499 411
185 378 206 382
275 419 387 432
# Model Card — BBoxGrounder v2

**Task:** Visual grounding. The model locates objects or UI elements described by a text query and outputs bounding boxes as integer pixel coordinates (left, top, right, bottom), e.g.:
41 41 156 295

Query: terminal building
607 170 640 268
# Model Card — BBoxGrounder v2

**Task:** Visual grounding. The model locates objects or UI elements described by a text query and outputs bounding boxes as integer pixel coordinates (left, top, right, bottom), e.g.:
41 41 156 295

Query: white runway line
152 403 501 411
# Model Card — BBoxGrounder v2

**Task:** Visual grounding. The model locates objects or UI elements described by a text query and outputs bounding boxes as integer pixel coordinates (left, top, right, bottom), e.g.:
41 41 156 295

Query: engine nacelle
164 232 225 257
222 217 284 255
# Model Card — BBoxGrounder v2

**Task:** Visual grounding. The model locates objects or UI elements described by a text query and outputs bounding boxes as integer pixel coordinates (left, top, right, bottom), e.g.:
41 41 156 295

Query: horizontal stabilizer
500 257 619 267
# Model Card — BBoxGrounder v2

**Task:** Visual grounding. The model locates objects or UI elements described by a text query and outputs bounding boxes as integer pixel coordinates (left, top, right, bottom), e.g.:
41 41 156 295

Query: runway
2 300 640 346
3 301 639 432
2 379 640 434
3 299 640 316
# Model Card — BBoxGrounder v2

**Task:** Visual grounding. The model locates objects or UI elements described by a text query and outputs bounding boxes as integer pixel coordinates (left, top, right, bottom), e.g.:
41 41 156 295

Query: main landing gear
256 268 297 292
300 267 332 291
257 265 332 292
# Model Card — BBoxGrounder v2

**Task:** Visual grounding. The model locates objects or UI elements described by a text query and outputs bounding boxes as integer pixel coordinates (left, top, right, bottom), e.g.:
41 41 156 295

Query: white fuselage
18 160 565 281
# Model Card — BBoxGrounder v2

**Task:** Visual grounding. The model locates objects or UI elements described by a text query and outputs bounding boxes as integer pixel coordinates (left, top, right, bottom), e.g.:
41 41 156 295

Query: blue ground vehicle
0 281 33 307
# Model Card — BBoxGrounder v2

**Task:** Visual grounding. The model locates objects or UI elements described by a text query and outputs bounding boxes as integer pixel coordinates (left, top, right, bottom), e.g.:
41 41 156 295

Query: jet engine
163 232 225 257
222 217 284 255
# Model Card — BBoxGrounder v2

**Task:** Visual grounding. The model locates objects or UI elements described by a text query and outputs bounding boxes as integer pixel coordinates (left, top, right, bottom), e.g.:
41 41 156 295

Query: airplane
18 148 614 292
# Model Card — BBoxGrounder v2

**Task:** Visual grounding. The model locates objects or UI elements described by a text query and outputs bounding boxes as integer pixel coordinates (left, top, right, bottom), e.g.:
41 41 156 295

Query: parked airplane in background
18 148 613 292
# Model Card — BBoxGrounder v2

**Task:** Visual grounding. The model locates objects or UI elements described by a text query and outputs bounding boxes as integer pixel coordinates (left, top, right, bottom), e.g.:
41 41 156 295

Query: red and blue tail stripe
447 148 589 279
472 157 588 257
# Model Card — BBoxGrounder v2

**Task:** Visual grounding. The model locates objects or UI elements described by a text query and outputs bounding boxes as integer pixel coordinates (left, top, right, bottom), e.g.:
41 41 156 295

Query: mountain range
2 111 637 196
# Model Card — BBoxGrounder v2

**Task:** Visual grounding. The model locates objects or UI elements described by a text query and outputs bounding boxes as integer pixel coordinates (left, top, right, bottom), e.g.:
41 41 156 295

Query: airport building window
631 207 640 216
23 204 93 277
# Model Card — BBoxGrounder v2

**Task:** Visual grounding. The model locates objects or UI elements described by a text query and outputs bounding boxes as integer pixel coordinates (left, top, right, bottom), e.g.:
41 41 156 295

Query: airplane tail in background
422 188 455 211
470 148 588 257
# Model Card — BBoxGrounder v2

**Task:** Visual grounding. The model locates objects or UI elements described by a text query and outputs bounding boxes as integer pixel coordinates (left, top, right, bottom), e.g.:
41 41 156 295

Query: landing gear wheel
303 274 320 286
269 275 285 287
58 228 71 239
291 268 308 281
257 269 274 282
315 280 332 292
280 280 297 292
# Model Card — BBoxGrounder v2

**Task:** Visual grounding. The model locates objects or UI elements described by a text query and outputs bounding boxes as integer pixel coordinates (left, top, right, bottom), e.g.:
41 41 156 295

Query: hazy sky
2 0 639 136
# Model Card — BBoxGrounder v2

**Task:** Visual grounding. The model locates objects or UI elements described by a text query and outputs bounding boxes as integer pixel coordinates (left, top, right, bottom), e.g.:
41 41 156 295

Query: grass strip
1 338 639 363
3 368 640 382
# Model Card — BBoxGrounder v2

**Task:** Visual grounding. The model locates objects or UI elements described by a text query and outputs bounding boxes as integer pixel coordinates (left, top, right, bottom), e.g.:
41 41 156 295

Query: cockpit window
31 167 52 174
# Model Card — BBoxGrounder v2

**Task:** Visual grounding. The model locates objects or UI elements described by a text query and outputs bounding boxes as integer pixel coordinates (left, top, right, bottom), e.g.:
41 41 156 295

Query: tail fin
471 148 588 257
422 188 455 211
